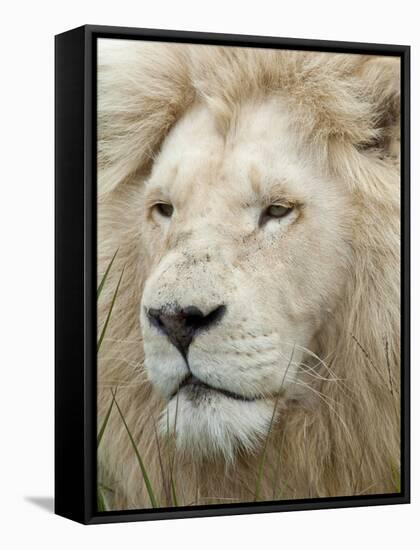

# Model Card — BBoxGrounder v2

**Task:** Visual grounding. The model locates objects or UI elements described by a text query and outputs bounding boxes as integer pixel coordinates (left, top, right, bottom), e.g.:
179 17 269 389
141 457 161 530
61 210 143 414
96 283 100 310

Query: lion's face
139 98 352 460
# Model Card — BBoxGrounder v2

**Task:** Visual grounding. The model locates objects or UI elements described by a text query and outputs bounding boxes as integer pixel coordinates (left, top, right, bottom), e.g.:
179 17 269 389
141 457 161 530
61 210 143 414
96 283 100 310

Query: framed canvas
55 25 410 525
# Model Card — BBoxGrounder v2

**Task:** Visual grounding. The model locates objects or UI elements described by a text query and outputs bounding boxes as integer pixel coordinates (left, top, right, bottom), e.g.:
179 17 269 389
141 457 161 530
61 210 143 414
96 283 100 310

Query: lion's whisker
292 380 352 438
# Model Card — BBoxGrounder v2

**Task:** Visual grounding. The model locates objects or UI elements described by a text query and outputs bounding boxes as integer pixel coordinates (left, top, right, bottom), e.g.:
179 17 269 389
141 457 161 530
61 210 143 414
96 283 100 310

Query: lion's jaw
139 99 352 461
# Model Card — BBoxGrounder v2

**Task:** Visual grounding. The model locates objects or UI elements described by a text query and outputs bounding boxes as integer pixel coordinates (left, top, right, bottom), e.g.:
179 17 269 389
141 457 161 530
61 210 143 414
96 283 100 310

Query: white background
0 0 417 548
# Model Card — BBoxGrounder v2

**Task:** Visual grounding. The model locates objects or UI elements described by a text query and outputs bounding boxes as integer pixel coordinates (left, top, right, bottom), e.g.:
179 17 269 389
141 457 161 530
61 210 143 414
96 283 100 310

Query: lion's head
139 97 353 460
97 41 400 508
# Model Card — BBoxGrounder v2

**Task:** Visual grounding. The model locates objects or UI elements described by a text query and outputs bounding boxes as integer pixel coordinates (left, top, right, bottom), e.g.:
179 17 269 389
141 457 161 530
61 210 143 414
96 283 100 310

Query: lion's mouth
172 373 257 402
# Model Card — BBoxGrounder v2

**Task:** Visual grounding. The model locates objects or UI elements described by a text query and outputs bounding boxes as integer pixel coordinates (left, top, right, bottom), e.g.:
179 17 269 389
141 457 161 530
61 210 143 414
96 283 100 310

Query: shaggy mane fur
97 42 400 509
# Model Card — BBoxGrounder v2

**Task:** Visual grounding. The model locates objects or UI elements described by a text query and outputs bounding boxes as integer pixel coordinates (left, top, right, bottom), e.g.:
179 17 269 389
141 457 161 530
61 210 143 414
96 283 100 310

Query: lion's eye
266 204 291 218
154 203 174 218
260 204 293 225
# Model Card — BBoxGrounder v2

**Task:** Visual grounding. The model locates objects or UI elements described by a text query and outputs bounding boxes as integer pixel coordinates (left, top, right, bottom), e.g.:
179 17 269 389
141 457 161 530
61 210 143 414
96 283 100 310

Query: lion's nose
147 304 226 356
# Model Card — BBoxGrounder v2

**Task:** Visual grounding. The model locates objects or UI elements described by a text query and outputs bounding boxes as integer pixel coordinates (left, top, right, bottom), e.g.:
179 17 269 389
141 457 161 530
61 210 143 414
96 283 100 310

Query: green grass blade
271 427 287 500
169 391 180 506
391 461 401 492
254 394 280 502
97 389 117 449
97 486 107 512
153 419 171 506
97 265 125 353
114 394 158 508
170 478 179 507
97 249 118 300
254 345 295 501
98 483 115 493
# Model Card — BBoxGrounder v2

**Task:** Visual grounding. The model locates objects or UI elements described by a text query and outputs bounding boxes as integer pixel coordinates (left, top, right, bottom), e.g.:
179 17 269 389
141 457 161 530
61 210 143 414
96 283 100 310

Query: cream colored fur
97 40 400 510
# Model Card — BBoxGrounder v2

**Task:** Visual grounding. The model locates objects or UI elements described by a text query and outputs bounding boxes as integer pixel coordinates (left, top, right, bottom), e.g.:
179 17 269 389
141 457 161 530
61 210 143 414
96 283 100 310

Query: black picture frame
55 24 410 525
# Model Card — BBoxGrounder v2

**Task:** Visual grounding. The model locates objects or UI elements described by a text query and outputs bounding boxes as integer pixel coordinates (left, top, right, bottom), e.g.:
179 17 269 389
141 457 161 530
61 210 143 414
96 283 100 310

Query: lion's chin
159 386 275 463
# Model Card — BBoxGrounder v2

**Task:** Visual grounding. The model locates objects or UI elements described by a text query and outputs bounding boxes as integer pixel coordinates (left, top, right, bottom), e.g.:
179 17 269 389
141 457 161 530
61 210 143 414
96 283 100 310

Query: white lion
97 40 400 510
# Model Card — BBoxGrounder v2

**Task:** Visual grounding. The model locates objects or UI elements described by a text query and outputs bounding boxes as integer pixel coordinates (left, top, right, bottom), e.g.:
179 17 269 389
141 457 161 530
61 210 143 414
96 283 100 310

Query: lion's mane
97 42 400 509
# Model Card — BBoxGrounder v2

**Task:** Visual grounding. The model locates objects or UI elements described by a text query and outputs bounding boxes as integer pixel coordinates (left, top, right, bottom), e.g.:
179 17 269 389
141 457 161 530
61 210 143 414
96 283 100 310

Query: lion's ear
358 56 400 158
